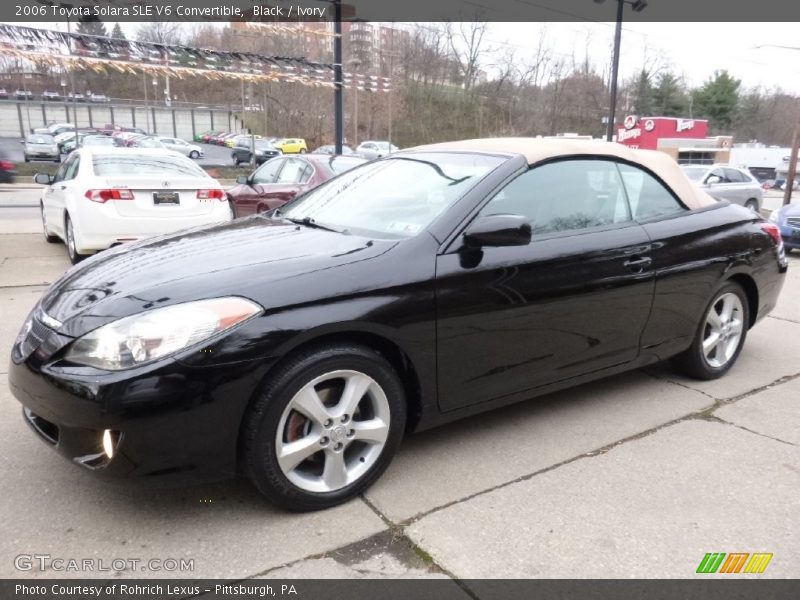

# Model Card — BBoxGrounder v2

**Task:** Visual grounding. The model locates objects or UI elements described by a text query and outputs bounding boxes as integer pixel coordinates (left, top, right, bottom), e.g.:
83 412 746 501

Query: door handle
623 256 652 273
59 185 67 190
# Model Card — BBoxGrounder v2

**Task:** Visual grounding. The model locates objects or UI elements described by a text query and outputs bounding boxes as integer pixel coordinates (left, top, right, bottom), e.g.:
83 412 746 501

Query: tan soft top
408 137 716 210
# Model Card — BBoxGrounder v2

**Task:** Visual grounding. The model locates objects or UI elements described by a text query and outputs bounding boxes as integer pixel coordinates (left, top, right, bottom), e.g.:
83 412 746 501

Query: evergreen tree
652 72 687 116
632 69 654 116
110 23 126 41
76 19 108 38
692 70 741 130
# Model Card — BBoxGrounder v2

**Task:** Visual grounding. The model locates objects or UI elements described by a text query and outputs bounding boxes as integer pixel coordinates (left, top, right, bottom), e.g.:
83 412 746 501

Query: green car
194 130 212 143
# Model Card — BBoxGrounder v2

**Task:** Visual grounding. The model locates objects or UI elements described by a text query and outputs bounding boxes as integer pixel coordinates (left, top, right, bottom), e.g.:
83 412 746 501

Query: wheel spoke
337 373 373 417
351 418 389 445
720 295 736 323
291 386 331 427
706 309 722 331
278 435 321 472
322 450 348 489
703 331 721 355
730 318 744 336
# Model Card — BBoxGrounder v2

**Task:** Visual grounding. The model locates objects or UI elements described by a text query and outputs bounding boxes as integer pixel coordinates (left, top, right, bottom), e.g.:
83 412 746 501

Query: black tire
65 214 88 265
24 156 29 163
745 199 759 212
190 150 199 159
671 281 749 380
232 155 239 166
299 148 307 154
242 343 406 512
40 202 60 243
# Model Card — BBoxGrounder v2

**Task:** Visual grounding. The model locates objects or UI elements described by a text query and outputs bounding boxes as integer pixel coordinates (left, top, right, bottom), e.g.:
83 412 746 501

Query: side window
298 163 314 184
617 163 686 221
52 155 73 183
63 156 80 181
724 168 745 183
707 168 728 183
479 159 631 235
252 158 284 184
276 159 306 184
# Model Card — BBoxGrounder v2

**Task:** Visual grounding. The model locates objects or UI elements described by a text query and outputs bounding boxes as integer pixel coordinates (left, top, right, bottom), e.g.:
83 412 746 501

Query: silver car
681 165 763 212
156 137 204 159
23 134 60 163
355 140 399 160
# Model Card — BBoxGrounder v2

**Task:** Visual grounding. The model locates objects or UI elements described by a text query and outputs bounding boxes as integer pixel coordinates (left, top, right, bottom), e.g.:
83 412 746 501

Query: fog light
102 429 115 459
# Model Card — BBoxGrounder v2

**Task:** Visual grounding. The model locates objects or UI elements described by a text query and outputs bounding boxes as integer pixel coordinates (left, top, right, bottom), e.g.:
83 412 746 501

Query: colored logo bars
696 552 773 574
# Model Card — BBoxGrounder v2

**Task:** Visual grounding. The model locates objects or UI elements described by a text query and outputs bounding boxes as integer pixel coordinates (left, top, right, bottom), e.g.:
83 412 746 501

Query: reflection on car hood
41 217 394 337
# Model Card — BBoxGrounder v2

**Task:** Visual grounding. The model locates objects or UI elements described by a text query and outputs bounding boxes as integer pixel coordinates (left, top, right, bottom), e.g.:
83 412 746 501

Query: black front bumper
9 329 275 485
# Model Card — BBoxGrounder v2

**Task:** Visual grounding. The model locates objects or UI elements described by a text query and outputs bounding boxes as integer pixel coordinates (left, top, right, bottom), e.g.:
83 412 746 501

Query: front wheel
232 155 239 166
671 282 749 380
744 199 759 212
299 148 307 154
190 150 199 159
242 344 406 511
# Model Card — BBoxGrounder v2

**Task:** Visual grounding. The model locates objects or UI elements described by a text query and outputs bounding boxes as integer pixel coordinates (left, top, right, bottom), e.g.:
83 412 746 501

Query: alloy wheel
702 292 744 368
275 369 390 493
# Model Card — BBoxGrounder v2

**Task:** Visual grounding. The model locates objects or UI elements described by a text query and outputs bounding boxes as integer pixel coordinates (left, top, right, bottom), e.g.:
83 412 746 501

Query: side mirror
236 175 249 185
706 175 722 185
463 214 532 248
34 173 54 185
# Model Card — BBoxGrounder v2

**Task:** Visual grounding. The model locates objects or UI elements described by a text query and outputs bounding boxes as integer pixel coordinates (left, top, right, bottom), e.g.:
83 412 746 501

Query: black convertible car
9 138 787 511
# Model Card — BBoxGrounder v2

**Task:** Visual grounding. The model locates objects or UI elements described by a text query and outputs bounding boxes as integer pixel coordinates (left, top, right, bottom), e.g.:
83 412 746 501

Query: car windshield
27 135 54 145
254 140 275 148
282 152 505 239
93 153 209 178
681 166 708 182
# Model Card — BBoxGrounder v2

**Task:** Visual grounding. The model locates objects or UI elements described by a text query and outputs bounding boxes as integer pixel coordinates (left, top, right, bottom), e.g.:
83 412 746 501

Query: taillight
761 223 782 245
84 189 134 203
0 160 13 170
197 189 225 200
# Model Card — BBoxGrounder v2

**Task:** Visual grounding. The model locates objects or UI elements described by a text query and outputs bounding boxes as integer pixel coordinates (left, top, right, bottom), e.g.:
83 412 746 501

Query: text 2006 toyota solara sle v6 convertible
10 139 787 511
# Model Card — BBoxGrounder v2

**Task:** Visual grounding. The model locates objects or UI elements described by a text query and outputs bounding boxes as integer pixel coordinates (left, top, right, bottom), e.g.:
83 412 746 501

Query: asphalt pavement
0 196 798 581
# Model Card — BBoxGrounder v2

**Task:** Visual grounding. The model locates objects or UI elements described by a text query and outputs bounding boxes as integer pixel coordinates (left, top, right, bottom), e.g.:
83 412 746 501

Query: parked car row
0 89 110 102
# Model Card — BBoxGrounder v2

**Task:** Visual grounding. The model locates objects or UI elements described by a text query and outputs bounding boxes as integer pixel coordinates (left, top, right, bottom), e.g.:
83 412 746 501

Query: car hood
778 203 800 218
41 216 397 337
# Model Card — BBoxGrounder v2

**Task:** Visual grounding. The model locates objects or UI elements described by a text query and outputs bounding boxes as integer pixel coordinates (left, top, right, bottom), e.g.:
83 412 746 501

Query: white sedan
35 148 231 264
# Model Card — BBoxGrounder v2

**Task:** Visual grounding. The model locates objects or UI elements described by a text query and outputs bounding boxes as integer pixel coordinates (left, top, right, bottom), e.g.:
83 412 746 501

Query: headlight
65 297 262 370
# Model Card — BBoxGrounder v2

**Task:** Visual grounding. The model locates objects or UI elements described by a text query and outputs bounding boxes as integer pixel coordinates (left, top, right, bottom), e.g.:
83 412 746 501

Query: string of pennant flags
0 24 392 92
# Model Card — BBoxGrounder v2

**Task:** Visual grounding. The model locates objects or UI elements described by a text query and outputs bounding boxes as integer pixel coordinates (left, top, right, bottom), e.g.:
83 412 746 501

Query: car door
704 167 736 203
617 162 717 360
723 168 751 206
258 158 313 208
235 158 285 216
43 153 79 239
435 158 655 411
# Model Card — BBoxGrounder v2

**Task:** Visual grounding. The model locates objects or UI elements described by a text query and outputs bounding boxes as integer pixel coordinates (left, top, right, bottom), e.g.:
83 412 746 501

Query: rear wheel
242 344 406 511
190 150 200 159
672 282 749 380
299 148 307 154
232 155 239 166
40 203 60 243
744 199 759 212
65 215 88 265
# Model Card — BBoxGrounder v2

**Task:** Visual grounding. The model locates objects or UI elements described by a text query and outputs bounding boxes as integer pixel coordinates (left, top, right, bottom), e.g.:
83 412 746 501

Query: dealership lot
0 188 798 580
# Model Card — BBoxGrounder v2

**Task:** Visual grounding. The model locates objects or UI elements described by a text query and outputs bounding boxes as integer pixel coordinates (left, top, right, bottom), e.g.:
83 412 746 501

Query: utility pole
784 102 800 206
387 25 394 147
334 0 343 154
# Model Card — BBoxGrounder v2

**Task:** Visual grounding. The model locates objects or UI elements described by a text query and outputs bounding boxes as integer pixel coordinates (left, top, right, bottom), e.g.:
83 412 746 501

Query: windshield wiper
285 216 346 234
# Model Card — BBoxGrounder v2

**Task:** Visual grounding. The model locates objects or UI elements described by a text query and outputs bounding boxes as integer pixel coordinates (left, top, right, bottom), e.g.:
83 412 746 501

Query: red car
227 154 367 217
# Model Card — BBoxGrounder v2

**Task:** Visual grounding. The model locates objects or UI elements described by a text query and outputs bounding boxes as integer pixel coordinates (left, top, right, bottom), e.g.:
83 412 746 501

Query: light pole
595 0 648 142
350 58 362 147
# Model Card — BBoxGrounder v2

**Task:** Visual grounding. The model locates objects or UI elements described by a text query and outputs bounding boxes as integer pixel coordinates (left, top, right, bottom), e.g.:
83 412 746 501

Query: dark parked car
0 88 8 99
770 203 800 253
0 151 16 183
227 154 366 217
23 134 60 162
232 137 282 166
9 139 787 512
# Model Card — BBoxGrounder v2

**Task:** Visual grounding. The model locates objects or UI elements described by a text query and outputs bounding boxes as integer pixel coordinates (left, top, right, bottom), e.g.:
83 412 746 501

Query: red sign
616 116 709 150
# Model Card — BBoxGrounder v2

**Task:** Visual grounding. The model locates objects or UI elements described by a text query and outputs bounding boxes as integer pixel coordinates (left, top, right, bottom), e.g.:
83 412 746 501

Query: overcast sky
25 20 800 95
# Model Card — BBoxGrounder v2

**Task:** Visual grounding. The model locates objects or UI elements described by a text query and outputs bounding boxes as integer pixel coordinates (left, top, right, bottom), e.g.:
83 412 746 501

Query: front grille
787 217 800 228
